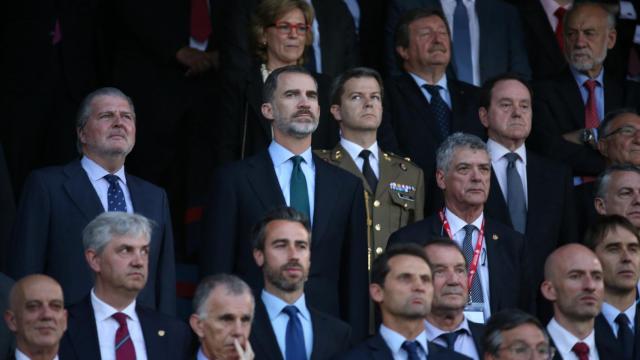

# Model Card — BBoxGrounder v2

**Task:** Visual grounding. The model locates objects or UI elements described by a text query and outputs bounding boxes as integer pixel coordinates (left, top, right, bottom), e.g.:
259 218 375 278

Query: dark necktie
504 153 526 233
554 7 566 52
584 79 599 129
283 305 306 360
359 149 378 193
401 340 421 360
572 342 589 360
616 313 634 360
462 224 483 303
105 174 127 212
112 312 136 360
438 329 465 350
452 0 473 84
290 156 310 219
190 0 211 42
422 84 451 140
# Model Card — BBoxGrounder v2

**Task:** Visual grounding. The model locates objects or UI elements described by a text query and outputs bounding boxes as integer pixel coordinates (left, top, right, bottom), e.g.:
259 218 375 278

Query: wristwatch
581 128 595 146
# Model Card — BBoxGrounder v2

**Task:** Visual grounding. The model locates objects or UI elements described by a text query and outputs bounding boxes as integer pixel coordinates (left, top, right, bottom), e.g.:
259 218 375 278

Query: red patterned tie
583 79 599 129
191 0 211 42
554 7 566 52
113 312 136 360
572 342 589 360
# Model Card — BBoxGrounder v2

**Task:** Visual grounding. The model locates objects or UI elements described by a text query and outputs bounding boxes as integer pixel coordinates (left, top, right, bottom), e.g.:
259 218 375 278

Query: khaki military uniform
315 144 425 264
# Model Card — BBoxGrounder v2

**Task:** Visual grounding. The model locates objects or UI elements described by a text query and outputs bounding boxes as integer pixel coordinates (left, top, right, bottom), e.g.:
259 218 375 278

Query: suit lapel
62 160 104 222
247 67 271 139
309 309 329 360
484 219 502 314
334 144 372 194
486 171 511 227
252 300 283 360
524 152 552 232
245 151 286 210
604 71 624 113
67 297 101 358
366 333 394 360
522 0 565 65
138 306 171 359
127 174 152 216
448 80 472 132
396 73 442 143
468 321 486 357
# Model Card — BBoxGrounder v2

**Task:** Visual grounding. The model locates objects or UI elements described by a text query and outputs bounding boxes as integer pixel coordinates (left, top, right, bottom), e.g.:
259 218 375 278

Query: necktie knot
572 342 589 359
104 174 120 185
401 340 422 360
112 312 128 327
291 155 304 167
554 7 566 19
583 79 598 92
616 313 631 326
438 329 465 350
359 149 372 160
463 224 475 237
422 84 442 98
504 152 520 165
283 305 299 318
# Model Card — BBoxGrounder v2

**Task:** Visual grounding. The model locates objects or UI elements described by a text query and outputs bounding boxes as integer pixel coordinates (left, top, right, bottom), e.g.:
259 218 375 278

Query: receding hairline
9 275 63 310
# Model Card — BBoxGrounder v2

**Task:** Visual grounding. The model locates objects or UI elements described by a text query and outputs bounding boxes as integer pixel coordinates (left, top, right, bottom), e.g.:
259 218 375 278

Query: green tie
290 155 310 219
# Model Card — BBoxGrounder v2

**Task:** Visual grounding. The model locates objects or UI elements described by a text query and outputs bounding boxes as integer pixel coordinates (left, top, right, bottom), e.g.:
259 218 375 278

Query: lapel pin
492 234 498 241
158 330 165 337
400 163 407 171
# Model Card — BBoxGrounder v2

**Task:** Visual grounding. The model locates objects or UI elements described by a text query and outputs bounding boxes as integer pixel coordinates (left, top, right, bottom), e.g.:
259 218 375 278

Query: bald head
4 275 67 358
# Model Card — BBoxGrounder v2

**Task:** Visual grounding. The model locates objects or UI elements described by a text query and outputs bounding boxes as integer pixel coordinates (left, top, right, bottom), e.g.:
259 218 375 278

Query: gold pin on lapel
492 234 498 241
335 150 342 160
158 330 166 337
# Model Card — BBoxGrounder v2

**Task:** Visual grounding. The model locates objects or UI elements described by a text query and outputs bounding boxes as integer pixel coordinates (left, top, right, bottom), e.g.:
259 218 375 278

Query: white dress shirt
601 301 636 336
15 350 59 360
409 72 453 109
340 137 380 179
425 317 479 360
486 139 528 206
91 289 148 360
268 141 316 223
444 208 491 320
540 0 571 31
379 324 429 360
261 290 313 359
547 318 599 360
81 156 134 213
440 0 481 85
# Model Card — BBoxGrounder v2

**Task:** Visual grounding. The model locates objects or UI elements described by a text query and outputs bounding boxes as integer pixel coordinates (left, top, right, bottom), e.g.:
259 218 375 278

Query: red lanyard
438 209 484 291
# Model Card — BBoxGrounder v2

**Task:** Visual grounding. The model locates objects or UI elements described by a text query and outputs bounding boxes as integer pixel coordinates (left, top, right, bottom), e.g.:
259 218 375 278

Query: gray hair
436 132 488 173
192 274 254 319
483 309 549 356
596 164 640 199
76 87 136 154
82 212 153 255
563 2 616 35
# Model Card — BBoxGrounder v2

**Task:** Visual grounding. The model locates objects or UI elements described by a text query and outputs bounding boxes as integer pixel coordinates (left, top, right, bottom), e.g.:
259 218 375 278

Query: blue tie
616 313 634 360
104 174 127 212
462 225 484 303
504 153 526 233
401 340 421 360
283 305 306 360
422 84 451 140
453 0 473 84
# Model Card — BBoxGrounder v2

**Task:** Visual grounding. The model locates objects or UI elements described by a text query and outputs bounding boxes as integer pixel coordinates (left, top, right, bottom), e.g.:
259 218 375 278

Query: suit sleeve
156 189 177 315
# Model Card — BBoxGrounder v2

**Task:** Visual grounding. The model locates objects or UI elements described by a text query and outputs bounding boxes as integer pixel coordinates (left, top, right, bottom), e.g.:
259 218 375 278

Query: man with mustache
584 215 640 360
388 133 530 323
529 2 640 183
8 87 176 315
59 212 192 360
249 207 351 359
541 244 605 359
200 65 369 341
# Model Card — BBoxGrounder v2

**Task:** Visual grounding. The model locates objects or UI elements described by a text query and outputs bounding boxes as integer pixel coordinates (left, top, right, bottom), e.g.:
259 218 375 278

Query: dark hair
595 164 640 199
598 108 639 138
584 214 640 250
483 309 549 356
263 65 316 103
330 67 384 106
423 236 468 269
394 7 450 50
479 73 533 109
252 206 311 250
371 243 430 286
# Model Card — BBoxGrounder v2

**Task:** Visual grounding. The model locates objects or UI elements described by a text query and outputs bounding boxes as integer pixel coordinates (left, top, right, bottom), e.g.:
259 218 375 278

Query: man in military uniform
317 67 425 265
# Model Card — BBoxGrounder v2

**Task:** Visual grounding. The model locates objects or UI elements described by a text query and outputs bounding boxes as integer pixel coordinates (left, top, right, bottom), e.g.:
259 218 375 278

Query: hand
234 339 254 360
562 129 585 145
176 46 213 76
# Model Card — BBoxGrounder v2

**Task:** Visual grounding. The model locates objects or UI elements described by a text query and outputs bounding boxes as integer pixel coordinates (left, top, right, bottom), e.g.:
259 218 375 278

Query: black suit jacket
200 150 368 341
594 303 640 360
379 73 486 213
387 214 532 313
530 69 640 176
427 319 485 359
8 160 176 314
59 296 192 360
0 273 14 360
338 332 472 360
250 296 351 360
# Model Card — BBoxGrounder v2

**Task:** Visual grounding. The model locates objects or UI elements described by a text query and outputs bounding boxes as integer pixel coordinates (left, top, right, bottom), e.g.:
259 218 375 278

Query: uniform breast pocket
389 190 416 227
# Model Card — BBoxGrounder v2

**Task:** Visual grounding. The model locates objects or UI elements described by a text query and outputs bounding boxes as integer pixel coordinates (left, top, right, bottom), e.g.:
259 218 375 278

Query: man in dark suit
388 133 531 321
541 244 605 359
8 87 176 315
4 275 67 360
200 65 368 341
529 2 640 180
0 272 15 359
479 73 577 320
383 0 531 82
249 207 350 359
379 8 485 213
59 212 191 360
584 215 640 360
482 309 554 360
190 274 256 360
593 164 640 230
340 243 468 359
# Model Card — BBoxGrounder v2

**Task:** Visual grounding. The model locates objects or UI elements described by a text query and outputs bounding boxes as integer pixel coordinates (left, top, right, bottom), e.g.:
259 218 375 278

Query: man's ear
540 280 557 302
435 169 447 191
189 314 205 338
4 310 17 332
594 197 607 215
85 249 101 273
261 103 274 120
479 107 489 128
253 249 265 268
370 283 384 303
330 104 342 122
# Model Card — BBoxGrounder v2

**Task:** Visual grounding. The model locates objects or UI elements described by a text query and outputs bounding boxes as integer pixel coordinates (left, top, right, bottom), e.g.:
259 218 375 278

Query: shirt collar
81 156 127 184
444 207 484 235
196 346 209 360
541 0 571 23
424 317 471 340
261 289 311 323
601 301 637 330
571 66 604 87
486 139 527 165
379 324 429 356
268 141 313 168
90 288 138 323
339 137 379 164
15 349 59 360
408 72 449 92
547 318 597 355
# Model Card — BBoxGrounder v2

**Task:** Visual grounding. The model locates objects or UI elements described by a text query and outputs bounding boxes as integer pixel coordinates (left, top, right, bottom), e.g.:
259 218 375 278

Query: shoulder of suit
382 152 422 172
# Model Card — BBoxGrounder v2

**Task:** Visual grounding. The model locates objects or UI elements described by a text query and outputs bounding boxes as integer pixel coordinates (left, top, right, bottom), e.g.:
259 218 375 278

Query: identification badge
464 303 485 324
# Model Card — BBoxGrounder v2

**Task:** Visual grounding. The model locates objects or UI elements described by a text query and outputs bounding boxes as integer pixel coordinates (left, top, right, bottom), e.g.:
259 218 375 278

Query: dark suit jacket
0 273 14 360
250 296 351 360
387 214 532 313
530 68 640 176
383 0 531 80
200 150 369 341
427 319 485 359
0 144 15 271
379 73 485 213
8 160 176 315
59 296 192 360
338 332 472 359
594 303 640 360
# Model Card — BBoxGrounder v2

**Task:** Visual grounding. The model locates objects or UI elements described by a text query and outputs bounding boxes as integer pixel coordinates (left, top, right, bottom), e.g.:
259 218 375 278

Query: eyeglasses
603 125 640 139
499 342 555 360
269 21 310 35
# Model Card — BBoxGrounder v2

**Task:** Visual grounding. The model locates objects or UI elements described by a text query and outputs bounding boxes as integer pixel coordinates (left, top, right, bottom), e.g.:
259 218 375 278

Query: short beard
568 46 608 72
264 262 307 293
276 119 318 139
